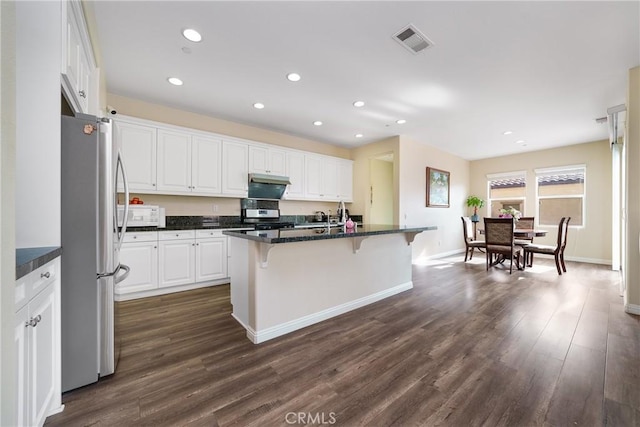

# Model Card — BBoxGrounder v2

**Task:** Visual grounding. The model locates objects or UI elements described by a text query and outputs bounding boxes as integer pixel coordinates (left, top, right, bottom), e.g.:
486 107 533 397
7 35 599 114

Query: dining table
478 228 548 269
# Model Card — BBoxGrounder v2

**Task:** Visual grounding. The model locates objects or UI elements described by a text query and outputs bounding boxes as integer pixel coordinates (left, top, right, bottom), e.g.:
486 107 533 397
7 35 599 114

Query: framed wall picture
426 167 450 207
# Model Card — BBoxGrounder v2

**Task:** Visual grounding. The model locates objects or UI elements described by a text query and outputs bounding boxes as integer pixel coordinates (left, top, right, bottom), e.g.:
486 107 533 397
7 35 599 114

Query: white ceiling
91 1 639 160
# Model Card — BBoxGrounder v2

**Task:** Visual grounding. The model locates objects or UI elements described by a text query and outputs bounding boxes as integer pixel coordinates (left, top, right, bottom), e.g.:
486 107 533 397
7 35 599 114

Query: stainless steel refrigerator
61 114 130 392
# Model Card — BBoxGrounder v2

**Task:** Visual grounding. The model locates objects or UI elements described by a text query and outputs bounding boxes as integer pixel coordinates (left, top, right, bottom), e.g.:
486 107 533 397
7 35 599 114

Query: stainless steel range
240 198 295 230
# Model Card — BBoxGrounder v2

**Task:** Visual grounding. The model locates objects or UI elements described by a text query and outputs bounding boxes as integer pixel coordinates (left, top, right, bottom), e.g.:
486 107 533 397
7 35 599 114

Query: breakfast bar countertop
223 224 437 244
16 246 63 279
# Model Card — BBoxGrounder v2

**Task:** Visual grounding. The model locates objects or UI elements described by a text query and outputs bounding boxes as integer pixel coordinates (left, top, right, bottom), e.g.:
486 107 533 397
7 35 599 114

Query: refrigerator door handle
115 150 130 250
114 264 130 284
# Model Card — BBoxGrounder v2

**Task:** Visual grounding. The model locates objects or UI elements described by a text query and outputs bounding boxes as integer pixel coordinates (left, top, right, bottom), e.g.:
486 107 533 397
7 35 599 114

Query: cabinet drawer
159 230 196 241
15 258 58 312
196 229 225 239
123 231 158 243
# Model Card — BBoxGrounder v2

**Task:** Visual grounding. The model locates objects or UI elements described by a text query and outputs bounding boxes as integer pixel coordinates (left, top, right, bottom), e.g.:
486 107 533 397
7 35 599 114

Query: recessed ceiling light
182 29 202 42
396 119 407 124
515 139 525 144
286 73 301 82
313 121 323 126
167 77 183 86
353 101 365 108
355 133 363 138
503 130 513 135
253 102 265 109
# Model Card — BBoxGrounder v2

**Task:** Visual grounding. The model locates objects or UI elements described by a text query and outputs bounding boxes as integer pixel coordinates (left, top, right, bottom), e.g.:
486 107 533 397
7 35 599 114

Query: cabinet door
192 136 222 195
337 159 354 202
159 240 196 288
305 155 323 199
157 130 191 193
284 152 305 199
222 141 249 196
321 157 339 201
14 306 29 427
248 145 269 174
117 241 158 294
196 237 228 282
116 122 157 191
268 149 287 176
29 283 56 427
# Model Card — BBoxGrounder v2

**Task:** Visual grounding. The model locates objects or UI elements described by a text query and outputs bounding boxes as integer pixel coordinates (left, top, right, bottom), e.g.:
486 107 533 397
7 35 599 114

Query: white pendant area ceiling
91 1 640 160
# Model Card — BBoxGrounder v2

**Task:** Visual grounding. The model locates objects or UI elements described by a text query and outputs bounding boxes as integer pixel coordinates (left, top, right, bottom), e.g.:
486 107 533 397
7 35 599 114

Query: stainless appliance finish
247 173 291 199
240 198 295 229
61 114 130 392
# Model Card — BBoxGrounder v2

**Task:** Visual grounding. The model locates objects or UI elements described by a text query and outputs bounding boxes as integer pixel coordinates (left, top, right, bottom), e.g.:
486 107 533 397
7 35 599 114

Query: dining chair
523 217 571 275
483 217 522 274
461 216 485 261
515 216 535 264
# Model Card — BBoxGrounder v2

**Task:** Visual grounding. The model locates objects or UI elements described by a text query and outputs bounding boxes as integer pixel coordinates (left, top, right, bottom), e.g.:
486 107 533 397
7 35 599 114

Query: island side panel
250 233 412 339
229 236 251 329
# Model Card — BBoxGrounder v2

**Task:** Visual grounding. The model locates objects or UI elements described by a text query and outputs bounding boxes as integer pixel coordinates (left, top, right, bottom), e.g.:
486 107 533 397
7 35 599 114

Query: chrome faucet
326 209 332 228
338 200 346 224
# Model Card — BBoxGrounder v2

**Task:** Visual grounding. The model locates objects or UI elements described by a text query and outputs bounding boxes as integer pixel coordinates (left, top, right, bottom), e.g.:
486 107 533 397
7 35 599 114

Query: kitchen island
224 224 436 343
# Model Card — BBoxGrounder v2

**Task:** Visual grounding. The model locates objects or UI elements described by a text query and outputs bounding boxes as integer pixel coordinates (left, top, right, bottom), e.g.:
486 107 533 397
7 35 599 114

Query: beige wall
108 94 350 159
398 137 471 262
470 140 612 264
625 66 640 310
351 136 400 224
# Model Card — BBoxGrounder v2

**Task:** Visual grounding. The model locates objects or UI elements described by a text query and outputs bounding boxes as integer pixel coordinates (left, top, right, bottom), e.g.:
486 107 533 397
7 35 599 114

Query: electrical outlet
213 204 219 213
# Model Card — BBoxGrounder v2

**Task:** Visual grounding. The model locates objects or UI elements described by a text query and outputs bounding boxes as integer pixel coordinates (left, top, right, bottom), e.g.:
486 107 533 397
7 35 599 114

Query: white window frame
486 170 527 218
535 164 586 228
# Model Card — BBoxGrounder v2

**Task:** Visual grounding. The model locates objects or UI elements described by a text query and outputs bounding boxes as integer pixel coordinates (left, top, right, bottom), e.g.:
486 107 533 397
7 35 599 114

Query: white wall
0 2 17 424
15 1 61 248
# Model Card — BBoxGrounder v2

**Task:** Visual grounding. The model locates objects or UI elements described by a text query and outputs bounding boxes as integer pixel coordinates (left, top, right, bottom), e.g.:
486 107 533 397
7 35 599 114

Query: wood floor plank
44 258 636 427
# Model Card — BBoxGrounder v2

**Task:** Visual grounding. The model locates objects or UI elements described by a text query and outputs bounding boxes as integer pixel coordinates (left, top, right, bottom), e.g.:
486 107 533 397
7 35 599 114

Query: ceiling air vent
393 24 434 54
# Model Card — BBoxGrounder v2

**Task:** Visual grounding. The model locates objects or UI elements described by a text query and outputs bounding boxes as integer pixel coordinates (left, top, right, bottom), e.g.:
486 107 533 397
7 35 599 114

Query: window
536 165 585 226
487 171 526 217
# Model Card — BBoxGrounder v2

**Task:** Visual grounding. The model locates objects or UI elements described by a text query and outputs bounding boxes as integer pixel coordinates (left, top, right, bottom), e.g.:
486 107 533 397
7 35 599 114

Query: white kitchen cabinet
222 140 249 196
157 129 192 193
284 151 305 199
249 145 287 176
159 231 196 288
61 0 95 114
15 258 60 427
337 159 354 202
305 155 324 200
305 154 347 201
195 230 228 282
192 136 222 195
322 157 339 201
116 121 157 192
117 232 159 295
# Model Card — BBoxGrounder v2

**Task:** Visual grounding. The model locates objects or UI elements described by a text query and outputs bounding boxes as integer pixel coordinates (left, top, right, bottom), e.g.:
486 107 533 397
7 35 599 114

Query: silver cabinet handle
41 271 51 279
78 90 86 98
176 234 180 237
152 183 156 186
25 315 42 328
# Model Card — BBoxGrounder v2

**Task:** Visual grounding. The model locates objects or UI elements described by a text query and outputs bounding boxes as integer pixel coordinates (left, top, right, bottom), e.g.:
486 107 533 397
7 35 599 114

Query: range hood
247 173 291 199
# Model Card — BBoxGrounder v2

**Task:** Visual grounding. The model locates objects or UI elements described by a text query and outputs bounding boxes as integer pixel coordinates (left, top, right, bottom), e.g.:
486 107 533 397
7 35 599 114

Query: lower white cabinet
15 257 61 427
117 232 158 294
117 229 230 300
159 231 196 288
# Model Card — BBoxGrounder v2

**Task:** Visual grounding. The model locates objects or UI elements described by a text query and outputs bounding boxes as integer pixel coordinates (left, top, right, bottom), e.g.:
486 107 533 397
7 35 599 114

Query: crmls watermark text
285 412 337 425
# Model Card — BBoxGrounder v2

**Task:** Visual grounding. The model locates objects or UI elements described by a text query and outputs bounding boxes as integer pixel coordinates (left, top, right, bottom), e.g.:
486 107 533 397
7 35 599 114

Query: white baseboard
245 281 413 344
115 279 229 301
417 248 465 261
565 255 611 265
625 303 640 315
48 404 65 417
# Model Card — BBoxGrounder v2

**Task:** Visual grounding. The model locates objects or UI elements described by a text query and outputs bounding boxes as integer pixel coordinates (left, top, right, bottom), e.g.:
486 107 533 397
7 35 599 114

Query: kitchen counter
223 224 437 244
227 224 436 343
16 246 63 279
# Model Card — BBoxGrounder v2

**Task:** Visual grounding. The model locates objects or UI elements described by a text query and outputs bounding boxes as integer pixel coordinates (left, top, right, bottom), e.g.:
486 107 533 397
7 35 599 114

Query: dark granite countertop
16 246 63 279
223 224 437 244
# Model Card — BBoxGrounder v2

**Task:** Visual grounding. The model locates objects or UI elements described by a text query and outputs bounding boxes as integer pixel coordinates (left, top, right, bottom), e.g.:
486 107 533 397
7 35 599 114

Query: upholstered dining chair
483 217 522 274
523 217 571 275
461 216 485 261
515 216 535 264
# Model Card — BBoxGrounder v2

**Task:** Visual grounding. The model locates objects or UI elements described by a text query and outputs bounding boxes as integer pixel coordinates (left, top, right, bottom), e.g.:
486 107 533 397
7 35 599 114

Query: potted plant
466 196 485 222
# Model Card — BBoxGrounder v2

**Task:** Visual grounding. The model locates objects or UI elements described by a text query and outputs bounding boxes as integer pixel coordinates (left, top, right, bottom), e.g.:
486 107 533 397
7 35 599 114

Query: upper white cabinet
222 140 249 196
283 151 305 199
249 145 287 176
156 130 192 193
116 121 157 192
337 159 354 202
61 0 96 114
304 155 353 202
192 136 222 195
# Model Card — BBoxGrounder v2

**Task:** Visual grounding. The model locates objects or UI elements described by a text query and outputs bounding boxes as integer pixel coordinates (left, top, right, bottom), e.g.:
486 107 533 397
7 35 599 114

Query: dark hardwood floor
46 256 639 426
